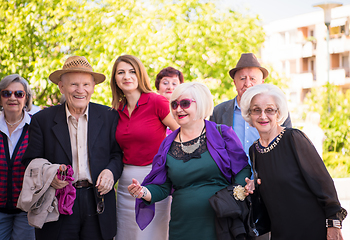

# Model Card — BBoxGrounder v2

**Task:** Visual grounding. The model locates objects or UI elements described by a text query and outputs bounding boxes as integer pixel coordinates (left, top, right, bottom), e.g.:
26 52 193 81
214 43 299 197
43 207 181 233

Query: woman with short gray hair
0 74 34 240
242 84 346 240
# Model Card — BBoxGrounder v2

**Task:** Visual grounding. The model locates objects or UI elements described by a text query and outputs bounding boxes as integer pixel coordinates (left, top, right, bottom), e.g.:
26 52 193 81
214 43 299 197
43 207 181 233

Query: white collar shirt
65 104 92 184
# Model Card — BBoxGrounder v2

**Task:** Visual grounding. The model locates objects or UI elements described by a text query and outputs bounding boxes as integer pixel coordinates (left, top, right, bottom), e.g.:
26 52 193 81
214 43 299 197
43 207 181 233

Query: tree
0 0 266 106
304 85 350 155
303 85 350 177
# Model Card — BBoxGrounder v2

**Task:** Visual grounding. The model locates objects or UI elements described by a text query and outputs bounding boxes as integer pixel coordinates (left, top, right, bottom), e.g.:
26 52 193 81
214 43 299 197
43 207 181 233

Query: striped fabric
0 126 28 209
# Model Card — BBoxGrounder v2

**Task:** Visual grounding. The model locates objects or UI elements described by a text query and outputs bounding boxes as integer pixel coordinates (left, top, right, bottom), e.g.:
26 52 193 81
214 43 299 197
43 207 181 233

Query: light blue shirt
232 98 259 176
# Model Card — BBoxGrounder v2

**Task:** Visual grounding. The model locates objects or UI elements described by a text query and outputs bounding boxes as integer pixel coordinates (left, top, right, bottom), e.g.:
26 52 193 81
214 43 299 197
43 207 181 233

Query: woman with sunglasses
0 74 34 240
110 55 179 240
241 84 346 240
128 82 251 240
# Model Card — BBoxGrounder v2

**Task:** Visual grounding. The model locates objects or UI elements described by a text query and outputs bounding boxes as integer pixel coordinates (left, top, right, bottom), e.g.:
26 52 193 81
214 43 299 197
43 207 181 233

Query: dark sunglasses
87 193 104 217
96 193 104 214
171 99 196 110
1 90 26 99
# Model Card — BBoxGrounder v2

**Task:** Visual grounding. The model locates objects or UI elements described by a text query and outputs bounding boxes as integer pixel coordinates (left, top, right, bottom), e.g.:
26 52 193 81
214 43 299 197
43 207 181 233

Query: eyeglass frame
96 193 105 214
0 90 26 99
88 192 105 216
249 107 279 116
170 99 196 110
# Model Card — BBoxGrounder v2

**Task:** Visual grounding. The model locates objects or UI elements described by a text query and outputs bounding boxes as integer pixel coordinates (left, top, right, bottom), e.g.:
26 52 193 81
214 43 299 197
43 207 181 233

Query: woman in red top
110 55 179 240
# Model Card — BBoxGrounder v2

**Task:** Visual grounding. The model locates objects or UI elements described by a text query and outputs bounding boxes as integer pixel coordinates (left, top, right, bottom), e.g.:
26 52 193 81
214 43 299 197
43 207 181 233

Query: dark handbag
208 124 256 239
250 145 271 236
209 183 257 240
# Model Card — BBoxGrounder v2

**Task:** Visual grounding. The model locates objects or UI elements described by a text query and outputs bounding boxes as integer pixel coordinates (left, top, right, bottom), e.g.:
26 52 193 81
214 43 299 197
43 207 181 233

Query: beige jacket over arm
17 158 60 229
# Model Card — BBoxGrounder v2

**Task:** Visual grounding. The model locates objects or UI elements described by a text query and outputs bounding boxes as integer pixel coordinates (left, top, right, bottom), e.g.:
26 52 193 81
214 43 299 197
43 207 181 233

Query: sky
222 0 350 24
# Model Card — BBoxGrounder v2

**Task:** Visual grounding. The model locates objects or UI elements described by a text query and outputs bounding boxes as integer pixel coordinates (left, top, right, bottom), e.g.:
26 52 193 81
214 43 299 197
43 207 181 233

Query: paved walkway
333 178 350 240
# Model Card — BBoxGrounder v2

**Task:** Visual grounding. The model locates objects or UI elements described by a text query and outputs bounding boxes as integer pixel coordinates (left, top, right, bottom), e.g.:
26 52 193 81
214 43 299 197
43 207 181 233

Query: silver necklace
179 126 205 154
5 113 24 127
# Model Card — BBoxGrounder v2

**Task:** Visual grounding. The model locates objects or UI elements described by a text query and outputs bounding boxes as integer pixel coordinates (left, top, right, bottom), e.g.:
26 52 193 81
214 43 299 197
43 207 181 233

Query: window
331 54 340 69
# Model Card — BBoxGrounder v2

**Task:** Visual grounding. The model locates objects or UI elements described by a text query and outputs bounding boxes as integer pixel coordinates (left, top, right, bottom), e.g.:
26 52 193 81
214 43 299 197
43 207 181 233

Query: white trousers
116 164 171 240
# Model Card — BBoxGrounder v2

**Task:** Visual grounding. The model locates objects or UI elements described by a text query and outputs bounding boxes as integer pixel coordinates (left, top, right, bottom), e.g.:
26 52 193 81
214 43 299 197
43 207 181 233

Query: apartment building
261 4 350 110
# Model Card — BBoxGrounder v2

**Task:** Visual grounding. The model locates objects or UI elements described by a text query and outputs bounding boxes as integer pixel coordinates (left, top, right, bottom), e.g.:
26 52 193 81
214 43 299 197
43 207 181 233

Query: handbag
209 182 257 240
250 145 271 236
208 124 256 239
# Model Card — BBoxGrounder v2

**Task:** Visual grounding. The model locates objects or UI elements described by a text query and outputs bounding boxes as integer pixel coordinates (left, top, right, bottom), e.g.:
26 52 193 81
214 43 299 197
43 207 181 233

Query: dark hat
229 53 269 80
49 56 105 85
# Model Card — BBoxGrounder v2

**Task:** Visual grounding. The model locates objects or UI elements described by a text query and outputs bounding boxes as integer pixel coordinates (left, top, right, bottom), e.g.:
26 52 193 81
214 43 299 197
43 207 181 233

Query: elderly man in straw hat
22 56 123 240
210 53 292 239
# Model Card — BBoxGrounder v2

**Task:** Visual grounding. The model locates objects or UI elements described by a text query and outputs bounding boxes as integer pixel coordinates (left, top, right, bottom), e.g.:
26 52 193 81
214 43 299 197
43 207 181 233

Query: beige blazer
17 158 60 229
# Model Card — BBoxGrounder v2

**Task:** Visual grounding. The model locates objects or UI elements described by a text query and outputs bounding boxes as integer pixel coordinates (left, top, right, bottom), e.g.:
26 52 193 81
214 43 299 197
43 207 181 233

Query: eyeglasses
171 99 196 110
1 90 26 99
96 193 104 214
87 192 104 216
249 108 278 116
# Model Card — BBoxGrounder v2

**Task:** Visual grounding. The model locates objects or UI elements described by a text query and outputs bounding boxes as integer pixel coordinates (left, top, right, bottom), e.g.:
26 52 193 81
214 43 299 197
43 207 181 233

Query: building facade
261 4 350 111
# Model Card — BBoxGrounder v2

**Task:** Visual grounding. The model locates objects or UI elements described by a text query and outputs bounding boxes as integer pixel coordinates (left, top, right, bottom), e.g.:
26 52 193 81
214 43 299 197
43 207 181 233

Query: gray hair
0 74 33 112
240 84 288 126
170 82 213 120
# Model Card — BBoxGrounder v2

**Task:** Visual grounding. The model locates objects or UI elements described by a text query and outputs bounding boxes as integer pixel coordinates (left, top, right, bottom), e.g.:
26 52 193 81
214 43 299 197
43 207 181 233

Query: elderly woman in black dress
241 83 346 240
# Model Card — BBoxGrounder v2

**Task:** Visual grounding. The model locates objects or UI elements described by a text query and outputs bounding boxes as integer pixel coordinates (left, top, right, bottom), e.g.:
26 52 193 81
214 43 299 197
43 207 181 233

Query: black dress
249 128 342 240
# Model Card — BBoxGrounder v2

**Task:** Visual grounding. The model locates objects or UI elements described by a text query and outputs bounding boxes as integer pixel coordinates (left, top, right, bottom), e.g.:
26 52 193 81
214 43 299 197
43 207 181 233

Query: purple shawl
135 120 248 230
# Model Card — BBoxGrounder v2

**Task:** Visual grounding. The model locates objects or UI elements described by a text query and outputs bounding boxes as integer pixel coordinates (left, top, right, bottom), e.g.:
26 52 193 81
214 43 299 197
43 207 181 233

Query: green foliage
0 0 266 107
304 84 350 177
323 152 350 178
304 84 350 155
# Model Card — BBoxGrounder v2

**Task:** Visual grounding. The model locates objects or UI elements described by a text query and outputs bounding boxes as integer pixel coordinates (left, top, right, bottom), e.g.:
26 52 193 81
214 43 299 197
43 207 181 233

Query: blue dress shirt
232 98 259 175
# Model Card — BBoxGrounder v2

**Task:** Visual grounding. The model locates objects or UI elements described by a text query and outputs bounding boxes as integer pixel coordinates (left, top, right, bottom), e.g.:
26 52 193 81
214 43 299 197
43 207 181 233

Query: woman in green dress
128 82 251 240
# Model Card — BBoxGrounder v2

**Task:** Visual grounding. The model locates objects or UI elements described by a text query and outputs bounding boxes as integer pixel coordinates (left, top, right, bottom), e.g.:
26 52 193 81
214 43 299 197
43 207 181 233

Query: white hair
170 82 213 120
240 84 288 126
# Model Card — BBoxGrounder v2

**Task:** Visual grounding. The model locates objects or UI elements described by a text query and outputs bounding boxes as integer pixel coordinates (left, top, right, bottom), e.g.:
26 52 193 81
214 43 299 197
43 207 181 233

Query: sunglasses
171 99 196 110
249 108 278 116
1 90 26 99
96 193 104 214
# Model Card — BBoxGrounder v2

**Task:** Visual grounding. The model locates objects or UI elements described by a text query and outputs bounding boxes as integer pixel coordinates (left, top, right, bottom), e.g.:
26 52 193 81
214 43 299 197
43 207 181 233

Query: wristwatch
326 219 342 229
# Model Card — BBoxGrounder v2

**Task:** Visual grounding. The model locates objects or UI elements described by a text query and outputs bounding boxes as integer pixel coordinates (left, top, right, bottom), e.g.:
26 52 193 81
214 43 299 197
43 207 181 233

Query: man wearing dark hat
210 53 291 239
211 53 292 156
22 56 123 240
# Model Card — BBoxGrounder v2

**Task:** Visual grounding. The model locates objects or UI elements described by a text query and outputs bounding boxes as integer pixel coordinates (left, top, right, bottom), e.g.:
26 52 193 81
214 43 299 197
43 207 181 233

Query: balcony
330 69 347 85
291 72 314 89
301 40 317 58
329 35 350 53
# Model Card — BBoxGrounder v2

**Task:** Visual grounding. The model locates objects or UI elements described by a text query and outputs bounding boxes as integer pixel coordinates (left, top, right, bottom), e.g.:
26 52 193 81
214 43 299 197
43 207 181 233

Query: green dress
147 133 250 240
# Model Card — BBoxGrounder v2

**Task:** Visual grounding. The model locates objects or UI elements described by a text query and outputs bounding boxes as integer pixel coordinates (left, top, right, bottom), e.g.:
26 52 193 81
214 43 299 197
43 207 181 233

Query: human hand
128 178 143 199
244 177 261 196
96 169 114 195
327 227 343 240
50 175 69 189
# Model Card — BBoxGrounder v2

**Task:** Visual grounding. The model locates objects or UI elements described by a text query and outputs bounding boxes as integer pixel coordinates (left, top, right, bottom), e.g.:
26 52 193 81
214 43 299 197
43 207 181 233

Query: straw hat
229 53 269 80
49 56 105 84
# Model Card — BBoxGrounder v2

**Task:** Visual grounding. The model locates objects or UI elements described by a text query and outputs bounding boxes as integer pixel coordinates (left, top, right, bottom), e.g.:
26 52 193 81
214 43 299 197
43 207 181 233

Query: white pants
116 164 171 240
